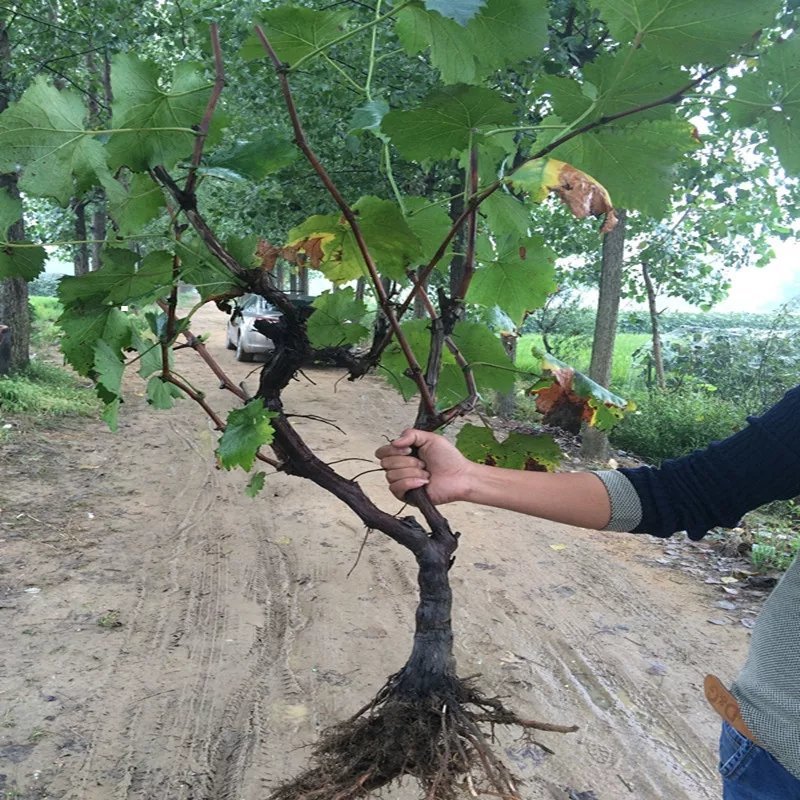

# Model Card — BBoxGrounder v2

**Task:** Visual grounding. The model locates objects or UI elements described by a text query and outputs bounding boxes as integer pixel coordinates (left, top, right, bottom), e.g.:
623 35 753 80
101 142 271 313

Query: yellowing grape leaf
530 352 634 432
509 158 617 233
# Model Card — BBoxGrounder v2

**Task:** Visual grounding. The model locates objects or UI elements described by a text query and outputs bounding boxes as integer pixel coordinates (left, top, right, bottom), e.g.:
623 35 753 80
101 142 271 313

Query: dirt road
1 306 755 799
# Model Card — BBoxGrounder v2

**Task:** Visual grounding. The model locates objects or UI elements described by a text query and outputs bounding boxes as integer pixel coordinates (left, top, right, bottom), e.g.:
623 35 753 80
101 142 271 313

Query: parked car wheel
235 335 254 362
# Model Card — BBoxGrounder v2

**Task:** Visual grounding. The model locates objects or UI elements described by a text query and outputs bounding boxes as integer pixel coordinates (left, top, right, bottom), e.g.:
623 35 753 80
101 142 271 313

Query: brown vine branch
152 165 249 281
156 300 249 401
404 270 478 430
254 25 438 420
161 372 227 429
267 412 431 554
185 22 225 196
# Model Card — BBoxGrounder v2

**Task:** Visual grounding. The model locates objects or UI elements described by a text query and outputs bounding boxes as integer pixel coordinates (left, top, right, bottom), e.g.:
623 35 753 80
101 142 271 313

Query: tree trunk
447 172 466 298
90 205 106 270
641 261 666 390
581 209 627 461
0 21 31 372
73 199 90 276
87 48 110 271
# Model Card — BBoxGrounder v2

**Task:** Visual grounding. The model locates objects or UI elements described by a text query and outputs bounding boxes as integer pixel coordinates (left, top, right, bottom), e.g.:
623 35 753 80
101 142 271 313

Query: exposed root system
269 673 577 800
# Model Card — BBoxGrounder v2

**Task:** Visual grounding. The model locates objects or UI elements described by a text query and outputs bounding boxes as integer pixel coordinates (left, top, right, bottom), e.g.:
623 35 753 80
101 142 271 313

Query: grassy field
515 332 650 393
0 297 99 438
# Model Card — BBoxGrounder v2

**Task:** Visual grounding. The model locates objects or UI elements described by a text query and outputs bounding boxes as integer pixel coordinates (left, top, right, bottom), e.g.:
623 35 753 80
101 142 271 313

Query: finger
391 428 433 449
374 443 412 459
389 476 429 500
379 456 425 471
386 467 430 484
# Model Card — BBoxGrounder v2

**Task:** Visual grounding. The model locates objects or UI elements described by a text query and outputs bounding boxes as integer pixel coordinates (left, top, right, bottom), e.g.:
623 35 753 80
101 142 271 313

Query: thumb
392 428 434 451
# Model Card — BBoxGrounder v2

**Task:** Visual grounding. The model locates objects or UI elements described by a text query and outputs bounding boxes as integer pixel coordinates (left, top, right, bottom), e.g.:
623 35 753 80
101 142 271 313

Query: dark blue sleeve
618 385 800 540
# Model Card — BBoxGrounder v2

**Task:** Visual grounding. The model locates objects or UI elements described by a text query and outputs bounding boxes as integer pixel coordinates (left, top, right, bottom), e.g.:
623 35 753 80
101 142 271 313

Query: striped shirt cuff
594 470 643 532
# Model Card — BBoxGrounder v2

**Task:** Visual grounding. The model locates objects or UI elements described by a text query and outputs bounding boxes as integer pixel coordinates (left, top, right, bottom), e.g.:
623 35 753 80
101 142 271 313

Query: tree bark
87 48 110 271
73 199 90 276
641 261 666 390
581 209 627 461
0 21 31 372
447 171 466 298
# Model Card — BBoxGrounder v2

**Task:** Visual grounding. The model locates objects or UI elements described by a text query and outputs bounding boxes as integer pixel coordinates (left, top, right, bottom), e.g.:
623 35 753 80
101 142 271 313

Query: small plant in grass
748 526 800 572
97 609 123 629
27 727 48 743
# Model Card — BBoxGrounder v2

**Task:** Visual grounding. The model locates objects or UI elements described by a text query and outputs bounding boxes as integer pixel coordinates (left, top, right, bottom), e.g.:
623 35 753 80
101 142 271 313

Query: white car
226 294 282 362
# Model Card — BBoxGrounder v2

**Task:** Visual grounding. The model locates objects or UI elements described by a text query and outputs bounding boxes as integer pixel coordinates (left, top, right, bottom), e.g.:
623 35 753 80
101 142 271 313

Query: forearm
463 465 613 530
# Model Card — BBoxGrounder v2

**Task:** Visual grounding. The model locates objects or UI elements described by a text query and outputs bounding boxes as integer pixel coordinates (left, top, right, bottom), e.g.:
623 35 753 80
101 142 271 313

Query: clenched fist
374 429 474 505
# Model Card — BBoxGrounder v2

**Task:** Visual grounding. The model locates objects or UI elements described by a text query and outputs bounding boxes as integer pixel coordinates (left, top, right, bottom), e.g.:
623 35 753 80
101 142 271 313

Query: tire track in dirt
64 416 229 799
3 306 754 800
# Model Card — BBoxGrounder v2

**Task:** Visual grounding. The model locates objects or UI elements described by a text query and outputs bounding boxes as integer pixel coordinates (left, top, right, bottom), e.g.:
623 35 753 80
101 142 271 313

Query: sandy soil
0 305 757 800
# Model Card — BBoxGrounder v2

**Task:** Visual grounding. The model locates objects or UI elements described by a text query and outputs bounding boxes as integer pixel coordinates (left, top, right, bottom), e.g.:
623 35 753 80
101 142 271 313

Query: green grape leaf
380 319 514 406
582 51 687 120
534 75 593 122
58 305 133 376
424 0 486 25
204 132 298 180
241 8 351 65
105 249 174 305
0 77 107 205
58 248 175 307
765 114 800 176
286 197 422 283
381 84 515 161
0 189 21 238
177 237 245 302
101 398 122 432
245 471 267 498
146 376 184 409
106 55 212 172
103 172 165 236
455 423 561 471
404 196 454 270
729 36 800 176
468 236 556 327
531 351 634 431
0 244 47 280
379 319 434 401
480 191 531 241
307 288 369 348
396 0 548 85
93 339 125 397
217 398 276 472
446 322 515 402
592 0 780 66
396 6 482 85
548 118 698 216
225 234 262 270
133 331 165 379
350 98 390 135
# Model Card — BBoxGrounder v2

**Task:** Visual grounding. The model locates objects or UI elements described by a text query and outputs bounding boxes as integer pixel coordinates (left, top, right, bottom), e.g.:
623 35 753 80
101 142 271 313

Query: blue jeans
719 721 800 799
